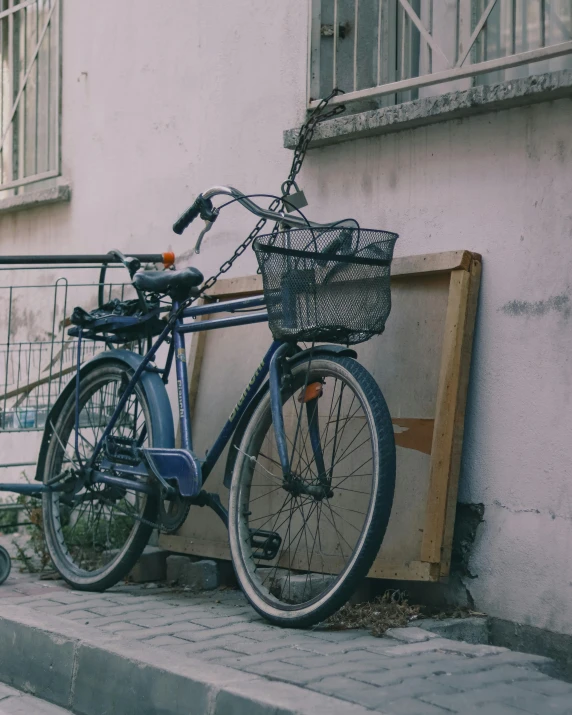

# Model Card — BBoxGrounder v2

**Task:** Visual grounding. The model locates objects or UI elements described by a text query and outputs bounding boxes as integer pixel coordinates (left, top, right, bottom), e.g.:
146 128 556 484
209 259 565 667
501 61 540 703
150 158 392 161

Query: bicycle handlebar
172 186 342 254
172 195 218 235
172 198 202 235
202 186 326 229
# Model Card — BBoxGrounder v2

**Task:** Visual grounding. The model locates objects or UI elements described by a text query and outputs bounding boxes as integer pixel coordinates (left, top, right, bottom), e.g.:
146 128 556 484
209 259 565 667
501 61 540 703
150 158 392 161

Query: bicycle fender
222 345 356 489
288 344 357 364
35 349 174 482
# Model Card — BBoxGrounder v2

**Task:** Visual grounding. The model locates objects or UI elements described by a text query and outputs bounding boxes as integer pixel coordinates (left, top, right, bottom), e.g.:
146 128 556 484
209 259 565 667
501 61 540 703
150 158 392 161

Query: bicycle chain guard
142 448 202 498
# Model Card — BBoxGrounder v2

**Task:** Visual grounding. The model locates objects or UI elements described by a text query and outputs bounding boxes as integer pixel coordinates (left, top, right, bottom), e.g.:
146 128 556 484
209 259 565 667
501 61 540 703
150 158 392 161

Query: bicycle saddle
133 266 204 300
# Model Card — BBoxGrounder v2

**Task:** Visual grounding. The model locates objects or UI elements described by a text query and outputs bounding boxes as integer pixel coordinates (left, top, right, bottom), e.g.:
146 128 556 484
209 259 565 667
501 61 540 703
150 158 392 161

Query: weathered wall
1 0 571 636
0 0 306 278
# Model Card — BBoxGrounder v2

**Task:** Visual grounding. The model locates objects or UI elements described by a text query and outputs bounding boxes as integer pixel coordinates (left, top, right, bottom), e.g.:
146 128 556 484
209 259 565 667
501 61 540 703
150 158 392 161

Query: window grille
309 0 572 109
0 0 60 194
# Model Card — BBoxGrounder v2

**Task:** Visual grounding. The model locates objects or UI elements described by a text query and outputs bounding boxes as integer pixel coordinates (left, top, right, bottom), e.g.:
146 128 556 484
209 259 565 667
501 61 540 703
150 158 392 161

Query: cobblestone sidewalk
1 570 571 715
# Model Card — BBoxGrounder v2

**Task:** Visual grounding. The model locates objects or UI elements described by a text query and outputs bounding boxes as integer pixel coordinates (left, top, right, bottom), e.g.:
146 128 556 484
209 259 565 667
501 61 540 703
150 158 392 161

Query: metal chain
282 88 346 196
196 211 276 298
182 88 346 308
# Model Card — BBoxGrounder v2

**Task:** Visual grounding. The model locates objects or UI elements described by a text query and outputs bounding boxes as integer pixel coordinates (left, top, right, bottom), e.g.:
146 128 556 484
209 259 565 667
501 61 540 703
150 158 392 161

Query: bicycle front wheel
41 361 159 591
228 355 396 628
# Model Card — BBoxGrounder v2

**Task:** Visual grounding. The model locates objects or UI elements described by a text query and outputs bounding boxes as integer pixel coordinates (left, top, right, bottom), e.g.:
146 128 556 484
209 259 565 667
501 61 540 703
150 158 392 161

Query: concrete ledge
489 617 572 682
284 69 572 149
408 616 571 680
0 606 372 715
0 184 71 215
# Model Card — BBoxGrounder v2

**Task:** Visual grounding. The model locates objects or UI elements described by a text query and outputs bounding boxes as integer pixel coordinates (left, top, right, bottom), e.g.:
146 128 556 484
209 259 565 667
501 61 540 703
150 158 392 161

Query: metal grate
0 0 60 193
309 0 572 109
0 273 134 433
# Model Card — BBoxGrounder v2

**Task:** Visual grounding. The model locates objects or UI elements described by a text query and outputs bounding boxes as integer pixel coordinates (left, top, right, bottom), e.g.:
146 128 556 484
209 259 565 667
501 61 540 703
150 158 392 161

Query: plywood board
159 251 481 581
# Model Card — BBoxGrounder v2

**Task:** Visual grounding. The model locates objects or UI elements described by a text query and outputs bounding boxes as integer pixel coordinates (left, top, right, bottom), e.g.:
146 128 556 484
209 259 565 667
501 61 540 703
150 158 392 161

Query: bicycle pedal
103 435 140 466
250 529 282 560
142 448 202 497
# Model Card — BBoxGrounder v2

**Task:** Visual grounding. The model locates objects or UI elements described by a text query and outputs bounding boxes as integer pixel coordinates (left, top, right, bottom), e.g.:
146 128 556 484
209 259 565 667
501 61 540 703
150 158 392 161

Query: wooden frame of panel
160 250 481 581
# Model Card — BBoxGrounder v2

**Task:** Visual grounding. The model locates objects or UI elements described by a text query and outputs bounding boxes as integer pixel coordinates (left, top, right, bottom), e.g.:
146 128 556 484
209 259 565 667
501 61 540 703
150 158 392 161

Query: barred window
309 0 572 109
0 0 60 196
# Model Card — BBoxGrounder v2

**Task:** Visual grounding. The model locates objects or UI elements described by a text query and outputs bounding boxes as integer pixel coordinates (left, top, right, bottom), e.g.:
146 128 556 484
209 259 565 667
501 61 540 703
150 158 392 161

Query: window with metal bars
0 0 60 196
309 0 572 110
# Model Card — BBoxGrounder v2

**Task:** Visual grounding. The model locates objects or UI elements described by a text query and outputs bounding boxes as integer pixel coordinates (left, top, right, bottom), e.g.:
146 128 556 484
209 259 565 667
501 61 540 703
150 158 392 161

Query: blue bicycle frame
68 293 297 525
20 183 349 509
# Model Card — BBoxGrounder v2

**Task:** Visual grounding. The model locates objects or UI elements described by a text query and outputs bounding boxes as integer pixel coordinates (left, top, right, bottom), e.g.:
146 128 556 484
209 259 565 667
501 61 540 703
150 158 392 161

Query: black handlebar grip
173 195 202 235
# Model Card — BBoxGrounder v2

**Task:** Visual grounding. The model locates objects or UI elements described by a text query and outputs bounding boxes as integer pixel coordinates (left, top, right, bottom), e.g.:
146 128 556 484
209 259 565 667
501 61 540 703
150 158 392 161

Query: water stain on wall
500 294 570 318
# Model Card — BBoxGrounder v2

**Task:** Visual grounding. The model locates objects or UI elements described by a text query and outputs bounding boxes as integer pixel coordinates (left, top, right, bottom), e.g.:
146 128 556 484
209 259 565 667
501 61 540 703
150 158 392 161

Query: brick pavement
0 570 571 714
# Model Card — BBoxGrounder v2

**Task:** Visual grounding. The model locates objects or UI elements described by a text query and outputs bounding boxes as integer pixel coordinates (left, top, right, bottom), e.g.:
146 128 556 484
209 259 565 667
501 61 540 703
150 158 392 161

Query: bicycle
32 186 398 628
33 90 399 627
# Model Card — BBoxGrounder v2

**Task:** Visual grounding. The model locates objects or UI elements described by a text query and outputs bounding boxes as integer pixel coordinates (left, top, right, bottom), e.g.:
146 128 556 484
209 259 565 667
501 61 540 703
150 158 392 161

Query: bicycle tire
41 361 160 591
0 545 11 585
228 355 395 628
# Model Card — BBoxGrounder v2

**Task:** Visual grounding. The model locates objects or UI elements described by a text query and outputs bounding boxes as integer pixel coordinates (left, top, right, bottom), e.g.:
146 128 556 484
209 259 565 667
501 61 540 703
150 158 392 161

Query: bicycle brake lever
193 206 219 255
194 220 214 255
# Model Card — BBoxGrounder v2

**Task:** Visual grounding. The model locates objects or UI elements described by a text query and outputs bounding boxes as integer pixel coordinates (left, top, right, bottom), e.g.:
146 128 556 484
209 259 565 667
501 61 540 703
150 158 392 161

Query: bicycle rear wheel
41 362 159 591
228 355 395 627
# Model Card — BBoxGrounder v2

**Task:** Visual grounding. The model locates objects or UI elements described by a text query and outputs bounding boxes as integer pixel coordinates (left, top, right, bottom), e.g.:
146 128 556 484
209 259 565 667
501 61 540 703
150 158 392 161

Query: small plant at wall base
0 496 20 535
12 492 51 574
13 499 135 575
4 473 137 574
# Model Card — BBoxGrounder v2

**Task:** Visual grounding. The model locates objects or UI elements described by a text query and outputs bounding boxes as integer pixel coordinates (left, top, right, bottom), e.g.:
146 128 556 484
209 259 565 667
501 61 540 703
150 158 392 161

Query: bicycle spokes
237 363 377 608
46 371 151 574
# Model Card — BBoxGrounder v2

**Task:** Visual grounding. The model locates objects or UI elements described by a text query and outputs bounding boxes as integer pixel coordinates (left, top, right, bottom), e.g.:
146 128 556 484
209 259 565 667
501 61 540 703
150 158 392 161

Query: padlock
281 181 309 213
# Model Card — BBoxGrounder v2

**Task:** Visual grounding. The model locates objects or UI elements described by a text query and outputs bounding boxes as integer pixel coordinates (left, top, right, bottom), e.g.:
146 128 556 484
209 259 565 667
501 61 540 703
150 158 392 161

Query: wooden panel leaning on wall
159 251 482 582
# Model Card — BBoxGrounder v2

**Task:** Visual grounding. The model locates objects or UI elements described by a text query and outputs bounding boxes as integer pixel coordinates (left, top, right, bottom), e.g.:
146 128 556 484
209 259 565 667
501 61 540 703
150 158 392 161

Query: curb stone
0 605 378 715
129 546 169 583
0 682 72 714
166 556 219 591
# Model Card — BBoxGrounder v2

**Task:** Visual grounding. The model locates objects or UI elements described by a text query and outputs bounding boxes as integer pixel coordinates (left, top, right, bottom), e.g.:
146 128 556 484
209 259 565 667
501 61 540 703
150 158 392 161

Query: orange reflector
162 251 175 268
298 382 323 403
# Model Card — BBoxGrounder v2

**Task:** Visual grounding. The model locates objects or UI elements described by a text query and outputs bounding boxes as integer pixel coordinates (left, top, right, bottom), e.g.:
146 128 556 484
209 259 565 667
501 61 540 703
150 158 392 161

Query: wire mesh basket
253 227 398 345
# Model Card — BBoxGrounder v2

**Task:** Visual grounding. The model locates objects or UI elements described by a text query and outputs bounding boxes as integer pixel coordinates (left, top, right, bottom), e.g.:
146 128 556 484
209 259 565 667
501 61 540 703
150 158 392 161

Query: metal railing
0 275 129 432
309 0 572 108
0 253 167 435
0 253 169 486
0 0 61 192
